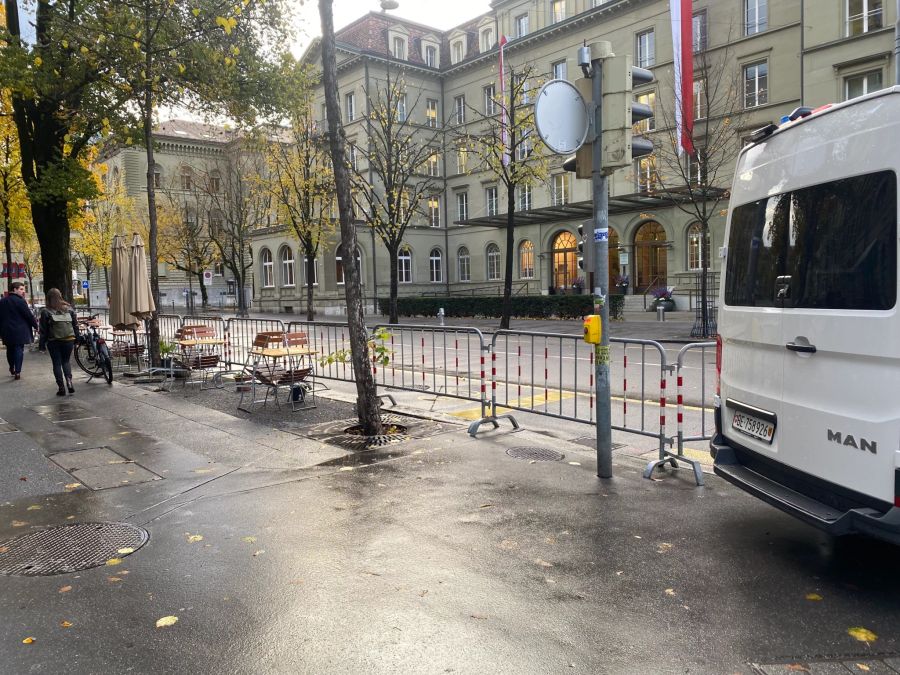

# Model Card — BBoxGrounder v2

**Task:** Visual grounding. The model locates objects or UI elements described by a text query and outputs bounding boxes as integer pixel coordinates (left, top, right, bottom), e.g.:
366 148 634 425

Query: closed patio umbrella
127 233 156 321
109 234 132 329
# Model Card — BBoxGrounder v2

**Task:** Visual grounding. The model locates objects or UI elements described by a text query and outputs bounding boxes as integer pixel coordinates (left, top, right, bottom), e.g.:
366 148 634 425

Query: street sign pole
590 52 613 480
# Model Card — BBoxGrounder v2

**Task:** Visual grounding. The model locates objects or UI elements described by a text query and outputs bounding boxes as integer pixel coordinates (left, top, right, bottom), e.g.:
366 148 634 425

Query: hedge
378 294 624 320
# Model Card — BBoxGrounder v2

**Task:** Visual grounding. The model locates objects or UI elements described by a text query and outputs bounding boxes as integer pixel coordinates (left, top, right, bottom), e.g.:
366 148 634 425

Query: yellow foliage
215 16 237 34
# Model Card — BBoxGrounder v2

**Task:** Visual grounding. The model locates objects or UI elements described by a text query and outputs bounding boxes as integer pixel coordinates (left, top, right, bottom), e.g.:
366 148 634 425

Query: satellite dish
534 79 589 155
380 0 399 9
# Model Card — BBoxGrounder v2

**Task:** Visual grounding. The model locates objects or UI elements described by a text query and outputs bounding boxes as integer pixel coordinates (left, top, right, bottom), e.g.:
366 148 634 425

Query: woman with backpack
39 288 81 396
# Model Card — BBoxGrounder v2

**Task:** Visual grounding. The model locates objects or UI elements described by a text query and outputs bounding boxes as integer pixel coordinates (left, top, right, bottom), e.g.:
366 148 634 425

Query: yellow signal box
583 315 601 344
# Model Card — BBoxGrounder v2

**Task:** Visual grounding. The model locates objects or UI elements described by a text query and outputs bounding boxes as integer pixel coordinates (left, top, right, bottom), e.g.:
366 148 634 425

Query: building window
452 40 464 64
551 59 567 80
551 0 566 24
636 156 657 193
552 231 578 290
847 0 883 35
517 184 532 211
180 167 193 191
687 222 707 271
425 44 437 67
687 153 706 185
209 170 221 193
261 248 274 288
214 262 224 276
484 84 497 115
280 247 295 287
516 13 529 38
427 151 440 177
743 61 768 108
636 29 655 68
486 186 498 216
551 174 569 206
745 0 767 36
694 79 707 119
635 92 656 132
693 10 707 52
348 144 358 171
515 72 531 104
457 192 468 221
428 196 441 227
335 249 361 286
397 94 407 122
454 95 466 124
345 92 355 122
429 248 443 282
845 69 883 99
392 36 407 60
153 164 162 189
519 240 535 279
458 247 471 281
487 244 501 280
516 131 532 160
426 98 438 127
302 258 319 286
480 28 494 52
457 147 468 174
398 246 412 283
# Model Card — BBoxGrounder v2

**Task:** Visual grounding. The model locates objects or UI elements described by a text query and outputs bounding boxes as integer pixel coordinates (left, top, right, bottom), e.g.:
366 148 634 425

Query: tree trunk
500 185 516 330
31 200 73 301
3 215 11 295
198 270 208 309
700 220 710 337
305 246 316 321
320 0 382 436
235 269 247 316
142 106 161 366
388 245 399 324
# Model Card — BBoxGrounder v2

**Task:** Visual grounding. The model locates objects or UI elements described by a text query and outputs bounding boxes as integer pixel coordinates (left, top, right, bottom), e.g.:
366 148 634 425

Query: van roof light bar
748 123 778 144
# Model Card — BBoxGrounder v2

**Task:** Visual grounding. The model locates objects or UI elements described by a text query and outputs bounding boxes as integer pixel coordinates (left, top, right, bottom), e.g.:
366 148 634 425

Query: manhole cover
506 447 565 461
0 522 149 576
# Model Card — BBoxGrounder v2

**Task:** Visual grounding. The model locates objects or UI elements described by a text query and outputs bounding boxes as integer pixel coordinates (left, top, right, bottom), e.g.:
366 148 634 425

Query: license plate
732 411 775 443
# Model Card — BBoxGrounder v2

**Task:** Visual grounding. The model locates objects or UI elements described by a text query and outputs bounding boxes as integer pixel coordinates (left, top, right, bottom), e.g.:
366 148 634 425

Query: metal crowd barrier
223 318 285 369
157 314 182 342
287 320 358 383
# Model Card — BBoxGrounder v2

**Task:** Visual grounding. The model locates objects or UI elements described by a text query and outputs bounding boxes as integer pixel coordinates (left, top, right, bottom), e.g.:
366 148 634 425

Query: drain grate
0 522 148 576
571 436 625 451
506 446 565 462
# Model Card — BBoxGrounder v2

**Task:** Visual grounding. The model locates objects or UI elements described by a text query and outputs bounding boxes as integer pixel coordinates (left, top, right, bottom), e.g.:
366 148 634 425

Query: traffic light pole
590 54 613 480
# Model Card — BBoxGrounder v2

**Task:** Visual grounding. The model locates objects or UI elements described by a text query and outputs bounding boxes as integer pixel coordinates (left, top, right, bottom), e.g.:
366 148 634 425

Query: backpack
47 309 75 340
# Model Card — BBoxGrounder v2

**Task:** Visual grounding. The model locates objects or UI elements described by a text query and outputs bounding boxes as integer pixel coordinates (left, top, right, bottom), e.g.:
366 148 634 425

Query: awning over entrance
454 185 728 227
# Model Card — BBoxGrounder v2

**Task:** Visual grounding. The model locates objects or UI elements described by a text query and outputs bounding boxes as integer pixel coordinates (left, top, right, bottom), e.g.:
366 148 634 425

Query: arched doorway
551 231 578 292
633 221 667 292
607 229 620 290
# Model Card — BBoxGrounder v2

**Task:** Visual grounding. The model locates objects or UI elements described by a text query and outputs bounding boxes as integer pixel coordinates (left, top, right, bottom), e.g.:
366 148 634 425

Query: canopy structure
109 234 131 329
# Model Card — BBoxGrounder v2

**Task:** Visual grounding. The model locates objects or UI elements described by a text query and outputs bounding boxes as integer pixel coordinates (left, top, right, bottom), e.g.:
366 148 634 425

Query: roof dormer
449 29 468 65
388 24 409 61
477 17 496 53
420 33 440 68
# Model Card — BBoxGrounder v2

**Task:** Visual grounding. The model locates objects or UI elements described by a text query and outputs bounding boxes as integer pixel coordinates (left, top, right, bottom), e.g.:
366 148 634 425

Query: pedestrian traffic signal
601 54 654 173
576 221 594 272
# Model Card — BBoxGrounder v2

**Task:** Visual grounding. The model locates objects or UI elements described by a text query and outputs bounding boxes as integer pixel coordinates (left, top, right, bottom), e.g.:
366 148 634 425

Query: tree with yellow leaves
0 89 29 294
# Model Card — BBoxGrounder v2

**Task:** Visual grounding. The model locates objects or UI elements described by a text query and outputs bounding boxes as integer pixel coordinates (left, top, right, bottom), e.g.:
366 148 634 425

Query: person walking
0 281 39 380
38 288 81 396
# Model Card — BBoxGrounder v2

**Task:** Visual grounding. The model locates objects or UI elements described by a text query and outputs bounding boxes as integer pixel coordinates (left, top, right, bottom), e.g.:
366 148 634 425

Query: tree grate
506 447 565 462
0 522 148 576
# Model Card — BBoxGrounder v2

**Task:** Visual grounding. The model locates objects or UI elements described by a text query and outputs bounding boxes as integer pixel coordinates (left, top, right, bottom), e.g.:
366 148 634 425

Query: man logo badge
827 429 877 454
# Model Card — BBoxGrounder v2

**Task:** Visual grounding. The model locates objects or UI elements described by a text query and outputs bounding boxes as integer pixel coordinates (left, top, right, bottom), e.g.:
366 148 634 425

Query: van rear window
725 170 896 309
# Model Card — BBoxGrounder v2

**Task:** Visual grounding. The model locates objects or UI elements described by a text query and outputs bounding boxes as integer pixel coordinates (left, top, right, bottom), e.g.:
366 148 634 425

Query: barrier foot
378 394 397 408
643 453 705 487
467 413 519 437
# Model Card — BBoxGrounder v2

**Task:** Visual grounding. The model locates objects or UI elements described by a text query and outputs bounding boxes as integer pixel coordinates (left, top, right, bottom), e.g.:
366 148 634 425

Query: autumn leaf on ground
856 665 871 672
567 461 581 466
534 559 554 568
805 593 823 601
11 520 27 527
252 550 265 557
186 534 203 543
58 586 72 593
848 627 877 643
65 483 81 490
470 613 488 620
22 637 35 644
664 588 676 597
241 536 257 544
338 466 354 472
155 616 179 628
479 503 493 509
105 558 123 566
108 576 122 583
0 547 7 554
499 540 518 551
785 665 810 673
26 505 41 511
657 543 673 553
60 621 73 628
117 547 134 555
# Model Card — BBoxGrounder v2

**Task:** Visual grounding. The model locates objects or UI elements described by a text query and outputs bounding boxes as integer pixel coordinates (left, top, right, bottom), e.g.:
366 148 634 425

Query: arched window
302 257 318 286
551 231 578 290
209 170 221 193
429 248 443 283
335 248 362 285
153 164 162 189
686 222 707 271
280 246 295 286
261 248 274 288
633 221 667 292
486 243 501 281
458 247 471 282
398 246 412 283
180 166 193 191
519 240 534 279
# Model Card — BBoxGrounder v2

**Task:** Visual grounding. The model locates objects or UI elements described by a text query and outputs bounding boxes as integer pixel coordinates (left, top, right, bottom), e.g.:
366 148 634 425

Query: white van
711 86 900 544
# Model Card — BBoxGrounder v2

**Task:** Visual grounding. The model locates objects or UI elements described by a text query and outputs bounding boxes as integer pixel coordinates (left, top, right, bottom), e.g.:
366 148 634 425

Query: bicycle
73 316 113 384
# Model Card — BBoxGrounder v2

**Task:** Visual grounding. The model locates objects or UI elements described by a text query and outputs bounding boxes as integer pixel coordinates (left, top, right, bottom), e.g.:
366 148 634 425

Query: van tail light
715 335 723 396
895 470 900 508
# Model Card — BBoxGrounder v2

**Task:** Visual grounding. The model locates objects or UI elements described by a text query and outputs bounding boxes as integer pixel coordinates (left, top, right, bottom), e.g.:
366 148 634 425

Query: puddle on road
315 450 409 468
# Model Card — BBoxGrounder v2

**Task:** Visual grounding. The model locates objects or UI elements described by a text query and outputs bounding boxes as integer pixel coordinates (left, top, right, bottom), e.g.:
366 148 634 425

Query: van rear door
720 194 789 456
779 170 899 502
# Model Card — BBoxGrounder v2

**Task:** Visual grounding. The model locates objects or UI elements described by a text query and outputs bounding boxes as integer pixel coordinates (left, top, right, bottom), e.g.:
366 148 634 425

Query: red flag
499 35 509 166
670 0 694 155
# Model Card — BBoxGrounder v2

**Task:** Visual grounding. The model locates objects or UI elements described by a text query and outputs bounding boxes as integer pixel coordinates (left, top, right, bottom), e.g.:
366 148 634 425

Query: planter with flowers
572 277 585 294
648 286 676 312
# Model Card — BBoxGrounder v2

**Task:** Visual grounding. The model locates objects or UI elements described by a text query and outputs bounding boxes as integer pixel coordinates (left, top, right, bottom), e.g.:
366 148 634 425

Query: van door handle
786 342 816 354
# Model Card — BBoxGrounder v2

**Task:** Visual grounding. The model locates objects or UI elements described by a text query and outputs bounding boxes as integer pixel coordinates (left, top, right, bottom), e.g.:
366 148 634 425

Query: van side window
725 170 897 310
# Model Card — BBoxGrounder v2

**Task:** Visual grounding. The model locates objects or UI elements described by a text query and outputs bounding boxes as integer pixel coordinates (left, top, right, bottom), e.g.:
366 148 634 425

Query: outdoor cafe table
238 345 318 413
174 337 226 390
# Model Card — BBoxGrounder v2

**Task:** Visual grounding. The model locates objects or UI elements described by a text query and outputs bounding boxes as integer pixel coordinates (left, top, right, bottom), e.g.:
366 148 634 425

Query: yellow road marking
449 391 573 420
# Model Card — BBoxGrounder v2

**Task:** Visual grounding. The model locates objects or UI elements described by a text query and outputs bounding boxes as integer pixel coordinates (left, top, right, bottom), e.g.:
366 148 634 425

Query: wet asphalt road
1 353 899 674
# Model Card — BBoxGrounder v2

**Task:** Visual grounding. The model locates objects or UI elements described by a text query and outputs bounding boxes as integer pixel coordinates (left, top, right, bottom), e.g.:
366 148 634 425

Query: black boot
56 387 66 396
66 378 74 394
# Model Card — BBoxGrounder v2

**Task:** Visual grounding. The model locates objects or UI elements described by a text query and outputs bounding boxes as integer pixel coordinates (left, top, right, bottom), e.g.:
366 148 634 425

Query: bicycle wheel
74 340 104 377
99 344 113 384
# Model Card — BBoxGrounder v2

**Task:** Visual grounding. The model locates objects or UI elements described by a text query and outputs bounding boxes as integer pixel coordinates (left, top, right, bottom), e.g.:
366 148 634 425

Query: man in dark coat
0 282 39 380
